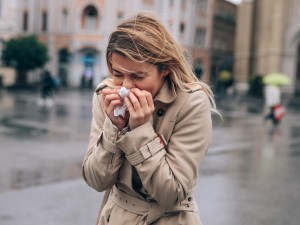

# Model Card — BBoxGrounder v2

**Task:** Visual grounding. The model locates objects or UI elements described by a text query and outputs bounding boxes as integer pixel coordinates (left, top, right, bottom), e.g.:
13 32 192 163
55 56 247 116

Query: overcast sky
226 0 242 4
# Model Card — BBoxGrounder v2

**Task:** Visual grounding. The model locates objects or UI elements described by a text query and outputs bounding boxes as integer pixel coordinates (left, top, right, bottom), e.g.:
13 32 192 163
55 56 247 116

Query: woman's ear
161 69 170 77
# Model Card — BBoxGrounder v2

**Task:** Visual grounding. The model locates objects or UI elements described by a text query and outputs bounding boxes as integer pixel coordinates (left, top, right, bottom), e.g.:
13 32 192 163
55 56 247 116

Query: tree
1 35 49 85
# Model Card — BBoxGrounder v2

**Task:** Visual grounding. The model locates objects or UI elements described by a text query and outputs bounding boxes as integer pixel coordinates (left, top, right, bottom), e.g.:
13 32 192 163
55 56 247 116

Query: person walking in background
264 84 282 126
37 70 55 106
82 12 217 225
263 72 290 127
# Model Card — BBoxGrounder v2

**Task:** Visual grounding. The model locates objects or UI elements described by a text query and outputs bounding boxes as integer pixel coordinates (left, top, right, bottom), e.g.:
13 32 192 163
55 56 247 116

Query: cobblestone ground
0 89 299 225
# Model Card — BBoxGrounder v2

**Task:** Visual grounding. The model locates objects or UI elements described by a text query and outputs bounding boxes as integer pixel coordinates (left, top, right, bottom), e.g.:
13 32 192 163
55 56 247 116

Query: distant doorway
80 50 97 89
58 48 71 87
194 59 204 80
296 43 300 96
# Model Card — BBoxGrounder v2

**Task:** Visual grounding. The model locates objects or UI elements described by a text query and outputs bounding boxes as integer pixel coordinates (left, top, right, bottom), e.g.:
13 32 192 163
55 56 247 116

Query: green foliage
2 35 49 72
248 74 264 97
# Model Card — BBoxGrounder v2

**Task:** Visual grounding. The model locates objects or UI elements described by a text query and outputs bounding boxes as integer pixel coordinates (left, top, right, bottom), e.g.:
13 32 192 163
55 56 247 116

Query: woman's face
110 53 167 97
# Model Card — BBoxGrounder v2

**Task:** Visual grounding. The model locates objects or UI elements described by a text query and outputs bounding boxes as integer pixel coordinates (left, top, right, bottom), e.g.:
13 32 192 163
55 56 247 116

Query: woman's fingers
143 90 154 112
127 92 142 111
100 87 154 130
130 88 153 108
101 88 117 96
125 89 154 130
100 88 127 130
124 96 134 113
103 93 121 107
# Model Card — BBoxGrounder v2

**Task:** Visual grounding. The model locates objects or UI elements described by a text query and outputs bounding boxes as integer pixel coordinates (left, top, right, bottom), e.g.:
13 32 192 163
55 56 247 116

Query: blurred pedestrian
264 84 284 126
37 70 55 106
82 12 217 225
215 70 234 96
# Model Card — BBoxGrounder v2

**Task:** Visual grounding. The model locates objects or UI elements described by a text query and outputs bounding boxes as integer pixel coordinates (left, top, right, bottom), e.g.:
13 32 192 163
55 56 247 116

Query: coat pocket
99 199 115 225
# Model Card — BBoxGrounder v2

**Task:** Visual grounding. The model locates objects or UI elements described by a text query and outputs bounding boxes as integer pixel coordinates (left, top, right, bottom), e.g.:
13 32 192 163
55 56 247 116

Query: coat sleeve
82 92 125 192
116 91 212 209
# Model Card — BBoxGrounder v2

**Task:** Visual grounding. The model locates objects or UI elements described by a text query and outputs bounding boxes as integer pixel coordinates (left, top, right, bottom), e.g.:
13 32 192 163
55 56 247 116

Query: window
180 22 185 33
194 28 205 47
117 11 124 23
212 37 228 51
23 11 28 31
58 48 70 64
62 9 68 31
42 11 48 31
180 22 185 40
82 5 98 30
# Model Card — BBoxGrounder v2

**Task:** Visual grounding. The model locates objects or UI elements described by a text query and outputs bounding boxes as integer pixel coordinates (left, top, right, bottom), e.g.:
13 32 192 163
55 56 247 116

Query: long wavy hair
106 12 216 111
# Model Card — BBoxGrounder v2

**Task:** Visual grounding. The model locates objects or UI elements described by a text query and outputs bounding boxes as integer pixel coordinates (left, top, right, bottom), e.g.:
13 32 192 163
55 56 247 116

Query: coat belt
112 186 195 224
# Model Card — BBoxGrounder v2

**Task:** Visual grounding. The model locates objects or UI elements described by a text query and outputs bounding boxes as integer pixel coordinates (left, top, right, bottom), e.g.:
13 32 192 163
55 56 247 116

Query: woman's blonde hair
106 12 216 110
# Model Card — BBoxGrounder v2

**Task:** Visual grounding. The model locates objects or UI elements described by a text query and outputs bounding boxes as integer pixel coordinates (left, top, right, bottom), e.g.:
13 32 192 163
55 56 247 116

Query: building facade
234 0 300 94
16 0 203 87
210 0 236 82
0 0 236 88
191 0 237 83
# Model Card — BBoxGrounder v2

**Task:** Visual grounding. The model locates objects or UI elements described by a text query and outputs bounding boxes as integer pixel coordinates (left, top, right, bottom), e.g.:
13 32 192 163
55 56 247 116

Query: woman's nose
122 78 135 89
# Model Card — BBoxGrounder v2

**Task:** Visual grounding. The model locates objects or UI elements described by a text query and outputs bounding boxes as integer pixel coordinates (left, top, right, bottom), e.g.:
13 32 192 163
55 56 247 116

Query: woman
82 12 216 225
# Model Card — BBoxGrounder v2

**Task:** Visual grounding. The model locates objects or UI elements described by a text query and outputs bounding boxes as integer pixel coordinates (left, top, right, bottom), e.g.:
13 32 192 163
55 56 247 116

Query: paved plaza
0 88 300 225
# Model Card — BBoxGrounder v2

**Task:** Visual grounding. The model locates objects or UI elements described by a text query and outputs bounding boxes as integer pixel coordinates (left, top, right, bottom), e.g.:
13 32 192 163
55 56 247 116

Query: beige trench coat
82 78 212 225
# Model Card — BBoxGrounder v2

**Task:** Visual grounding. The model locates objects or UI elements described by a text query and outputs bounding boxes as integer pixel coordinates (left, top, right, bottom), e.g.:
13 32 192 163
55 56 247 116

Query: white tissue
114 87 130 117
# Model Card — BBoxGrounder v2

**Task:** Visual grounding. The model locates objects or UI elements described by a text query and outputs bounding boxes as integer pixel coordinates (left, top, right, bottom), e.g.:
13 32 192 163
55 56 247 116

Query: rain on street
0 89 300 225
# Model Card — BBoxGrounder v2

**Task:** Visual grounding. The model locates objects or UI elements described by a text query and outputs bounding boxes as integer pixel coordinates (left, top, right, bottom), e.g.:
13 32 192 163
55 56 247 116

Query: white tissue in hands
114 87 130 117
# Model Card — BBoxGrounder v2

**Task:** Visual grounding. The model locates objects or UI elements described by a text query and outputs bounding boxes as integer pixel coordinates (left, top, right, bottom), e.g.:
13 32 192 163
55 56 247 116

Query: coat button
157 109 165 117
188 197 192 201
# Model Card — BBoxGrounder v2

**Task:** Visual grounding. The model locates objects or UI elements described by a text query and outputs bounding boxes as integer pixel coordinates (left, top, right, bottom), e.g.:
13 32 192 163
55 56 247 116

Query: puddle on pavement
246 105 263 113
79 104 92 119
289 144 300 156
55 104 69 117
290 126 300 138
0 117 47 137
0 161 83 192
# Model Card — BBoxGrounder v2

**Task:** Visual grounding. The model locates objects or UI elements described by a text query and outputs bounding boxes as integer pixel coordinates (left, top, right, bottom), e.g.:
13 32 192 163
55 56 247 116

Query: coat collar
154 78 177 104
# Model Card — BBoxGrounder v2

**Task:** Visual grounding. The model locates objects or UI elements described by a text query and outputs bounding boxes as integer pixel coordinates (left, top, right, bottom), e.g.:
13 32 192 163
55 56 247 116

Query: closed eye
112 70 123 77
113 73 123 77
133 75 145 80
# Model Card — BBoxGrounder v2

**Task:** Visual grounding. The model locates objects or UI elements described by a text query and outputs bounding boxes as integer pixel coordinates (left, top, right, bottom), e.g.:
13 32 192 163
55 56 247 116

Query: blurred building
234 0 300 95
0 0 236 88
210 0 236 82
0 0 18 87
186 0 237 83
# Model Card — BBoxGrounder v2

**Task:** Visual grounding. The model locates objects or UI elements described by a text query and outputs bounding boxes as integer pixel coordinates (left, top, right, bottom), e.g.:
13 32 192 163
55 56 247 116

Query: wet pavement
0 88 300 225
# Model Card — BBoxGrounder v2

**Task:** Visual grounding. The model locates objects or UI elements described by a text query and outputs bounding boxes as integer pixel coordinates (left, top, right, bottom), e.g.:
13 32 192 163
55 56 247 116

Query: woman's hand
124 88 154 130
101 88 128 130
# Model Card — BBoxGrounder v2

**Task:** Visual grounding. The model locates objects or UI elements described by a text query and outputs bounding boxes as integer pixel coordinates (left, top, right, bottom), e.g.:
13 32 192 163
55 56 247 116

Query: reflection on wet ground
196 100 300 225
196 107 300 225
0 89 93 193
0 116 48 137
1 89 300 225
6 160 82 190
